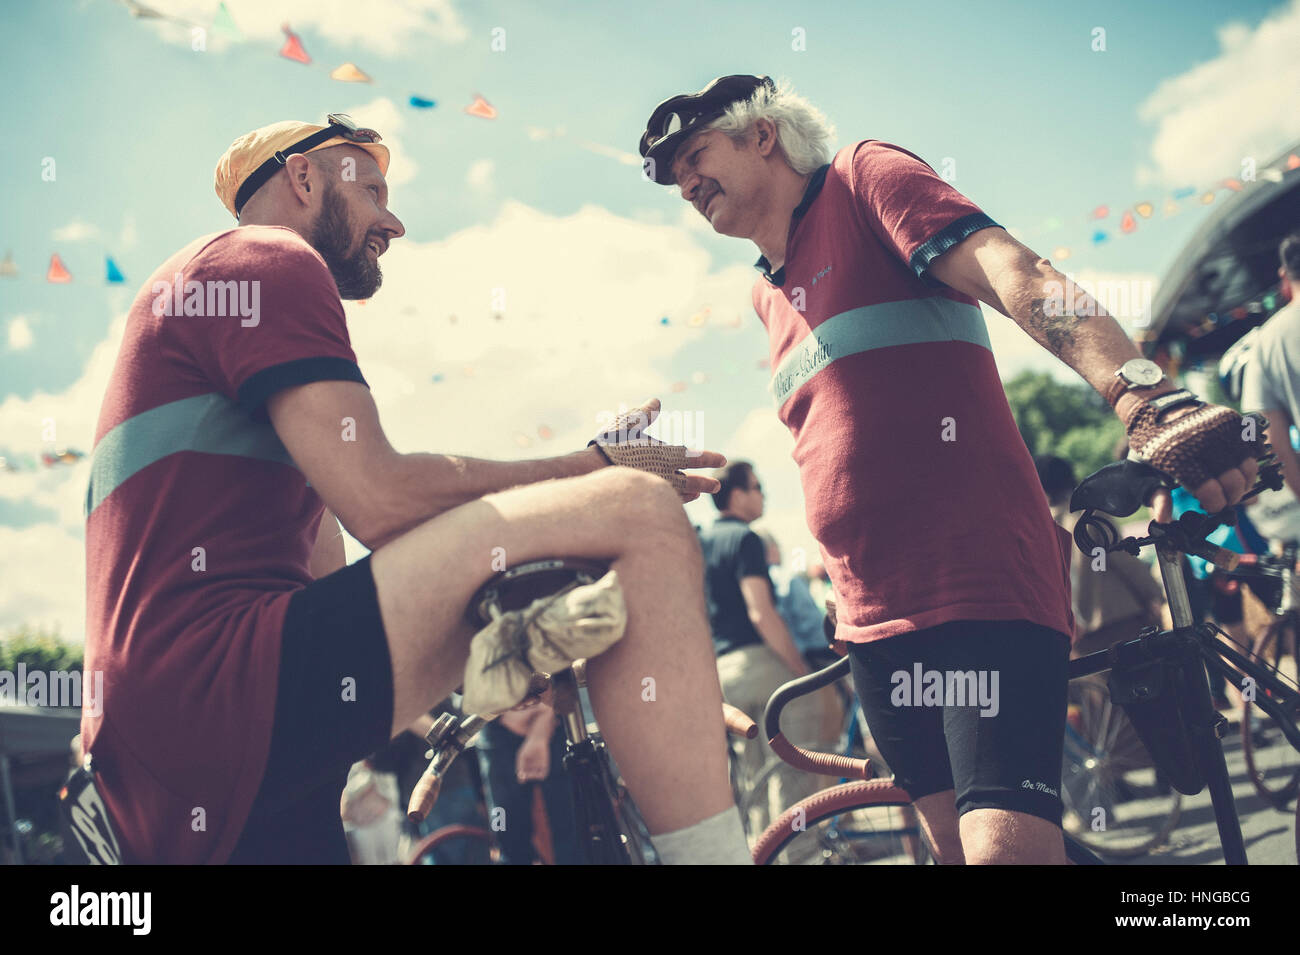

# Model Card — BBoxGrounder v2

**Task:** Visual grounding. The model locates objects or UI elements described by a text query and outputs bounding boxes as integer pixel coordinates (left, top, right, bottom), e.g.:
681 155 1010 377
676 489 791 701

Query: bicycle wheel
1060 677 1182 858
406 824 495 865
752 779 931 865
1241 619 1300 808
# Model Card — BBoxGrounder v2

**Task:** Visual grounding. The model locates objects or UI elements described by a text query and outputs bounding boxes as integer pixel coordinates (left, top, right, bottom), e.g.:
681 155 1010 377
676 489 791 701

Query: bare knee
589 467 700 564
960 808 1065 864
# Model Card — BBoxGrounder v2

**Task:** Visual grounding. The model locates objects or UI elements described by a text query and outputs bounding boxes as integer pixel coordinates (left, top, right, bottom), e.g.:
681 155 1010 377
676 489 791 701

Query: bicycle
406 557 758 865
734 661 927 864
1223 544 1300 808
749 444 1300 865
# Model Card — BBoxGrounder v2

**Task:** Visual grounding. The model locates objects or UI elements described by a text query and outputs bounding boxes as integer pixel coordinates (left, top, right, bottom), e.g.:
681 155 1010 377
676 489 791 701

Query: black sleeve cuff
237 356 368 421
908 212 1002 287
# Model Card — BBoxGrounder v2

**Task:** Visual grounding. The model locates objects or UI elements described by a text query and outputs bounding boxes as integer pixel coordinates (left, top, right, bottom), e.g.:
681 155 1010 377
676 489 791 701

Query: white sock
652 807 753 865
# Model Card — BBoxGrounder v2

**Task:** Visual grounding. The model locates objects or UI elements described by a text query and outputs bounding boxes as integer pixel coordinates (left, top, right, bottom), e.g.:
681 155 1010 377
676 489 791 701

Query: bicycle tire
1240 619 1300 809
406 824 494 865
752 779 929 865
753 779 1102 865
1060 677 1183 858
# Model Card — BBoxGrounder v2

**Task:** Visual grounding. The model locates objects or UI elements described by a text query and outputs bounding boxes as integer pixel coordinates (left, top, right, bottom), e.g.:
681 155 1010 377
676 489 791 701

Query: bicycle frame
1069 537 1300 864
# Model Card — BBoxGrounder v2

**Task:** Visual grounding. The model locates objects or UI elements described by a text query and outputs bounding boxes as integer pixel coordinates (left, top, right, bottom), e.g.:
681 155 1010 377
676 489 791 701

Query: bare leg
910 791 965 864
960 808 1066 864
368 466 732 834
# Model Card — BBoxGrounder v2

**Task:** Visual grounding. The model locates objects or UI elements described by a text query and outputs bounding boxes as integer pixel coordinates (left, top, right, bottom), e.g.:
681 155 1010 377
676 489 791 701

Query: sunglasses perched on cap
233 113 383 216
324 112 382 145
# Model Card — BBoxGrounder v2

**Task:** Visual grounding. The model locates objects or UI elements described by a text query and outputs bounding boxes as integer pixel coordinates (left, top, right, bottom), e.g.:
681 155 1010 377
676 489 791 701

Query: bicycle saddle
467 557 612 626
1069 459 1172 518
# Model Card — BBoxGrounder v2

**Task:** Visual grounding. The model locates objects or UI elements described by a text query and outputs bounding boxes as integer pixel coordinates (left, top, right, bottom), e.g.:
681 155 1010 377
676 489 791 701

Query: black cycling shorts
227 555 395 864
846 619 1070 826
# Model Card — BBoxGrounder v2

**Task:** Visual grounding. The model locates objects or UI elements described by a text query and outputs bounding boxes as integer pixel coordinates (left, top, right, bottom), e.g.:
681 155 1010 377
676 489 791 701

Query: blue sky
3 0 1299 639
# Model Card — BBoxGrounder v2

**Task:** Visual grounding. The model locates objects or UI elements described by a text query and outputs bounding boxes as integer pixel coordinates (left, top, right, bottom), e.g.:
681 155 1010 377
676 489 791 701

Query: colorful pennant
47 254 71 283
279 24 310 64
330 62 371 83
464 95 497 119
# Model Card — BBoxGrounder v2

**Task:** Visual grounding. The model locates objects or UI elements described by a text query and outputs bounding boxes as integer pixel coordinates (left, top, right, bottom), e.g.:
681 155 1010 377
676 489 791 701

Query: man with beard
80 115 752 864
638 76 1263 864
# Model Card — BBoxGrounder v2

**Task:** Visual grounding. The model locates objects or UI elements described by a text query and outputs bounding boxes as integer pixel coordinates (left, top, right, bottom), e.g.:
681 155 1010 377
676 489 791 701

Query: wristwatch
1104 358 1166 408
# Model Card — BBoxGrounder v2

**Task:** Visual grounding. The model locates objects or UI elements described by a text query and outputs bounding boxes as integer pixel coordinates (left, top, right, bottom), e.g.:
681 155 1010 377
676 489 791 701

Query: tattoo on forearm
1026 297 1081 357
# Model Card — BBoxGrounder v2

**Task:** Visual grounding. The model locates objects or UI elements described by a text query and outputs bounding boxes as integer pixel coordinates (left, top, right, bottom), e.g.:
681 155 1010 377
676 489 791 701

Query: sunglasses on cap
233 113 383 216
639 75 774 185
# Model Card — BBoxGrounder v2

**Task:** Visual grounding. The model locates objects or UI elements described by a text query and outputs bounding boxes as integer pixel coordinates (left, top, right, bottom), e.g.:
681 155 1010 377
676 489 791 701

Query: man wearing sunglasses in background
80 114 754 864
639 75 1263 864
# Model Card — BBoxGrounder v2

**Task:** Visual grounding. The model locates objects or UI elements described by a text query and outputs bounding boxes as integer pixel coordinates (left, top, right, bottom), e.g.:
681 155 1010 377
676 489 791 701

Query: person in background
756 529 836 668
697 461 839 835
1034 454 1166 660
1241 233 1300 501
475 702 582 865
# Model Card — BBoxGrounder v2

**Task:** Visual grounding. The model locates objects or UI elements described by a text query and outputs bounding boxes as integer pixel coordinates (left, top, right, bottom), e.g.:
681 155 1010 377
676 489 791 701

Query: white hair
705 78 836 175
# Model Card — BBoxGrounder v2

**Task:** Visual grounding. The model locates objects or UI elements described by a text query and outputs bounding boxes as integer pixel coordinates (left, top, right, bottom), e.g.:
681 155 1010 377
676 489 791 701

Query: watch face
1121 359 1164 386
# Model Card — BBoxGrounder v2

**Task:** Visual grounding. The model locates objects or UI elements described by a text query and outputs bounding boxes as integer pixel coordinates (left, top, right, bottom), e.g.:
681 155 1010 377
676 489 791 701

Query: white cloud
130 0 468 55
344 96 417 187
119 214 138 251
0 524 86 642
1137 0 1300 187
52 220 100 242
466 159 494 191
7 316 34 352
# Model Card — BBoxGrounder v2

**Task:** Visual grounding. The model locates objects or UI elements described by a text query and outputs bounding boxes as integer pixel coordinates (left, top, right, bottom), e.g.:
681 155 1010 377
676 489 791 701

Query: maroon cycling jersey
752 140 1073 643
82 225 367 862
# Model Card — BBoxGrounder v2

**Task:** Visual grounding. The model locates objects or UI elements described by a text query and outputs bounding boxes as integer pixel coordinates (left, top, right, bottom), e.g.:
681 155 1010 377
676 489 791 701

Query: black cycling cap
639 74 774 186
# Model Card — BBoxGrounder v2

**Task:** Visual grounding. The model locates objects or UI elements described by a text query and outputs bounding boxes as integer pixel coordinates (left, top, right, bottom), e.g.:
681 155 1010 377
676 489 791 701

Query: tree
1004 370 1124 484
0 624 82 675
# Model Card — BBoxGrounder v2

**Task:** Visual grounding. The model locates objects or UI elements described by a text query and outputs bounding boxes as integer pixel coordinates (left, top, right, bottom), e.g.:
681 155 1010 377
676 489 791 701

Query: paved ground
1112 709 1297 865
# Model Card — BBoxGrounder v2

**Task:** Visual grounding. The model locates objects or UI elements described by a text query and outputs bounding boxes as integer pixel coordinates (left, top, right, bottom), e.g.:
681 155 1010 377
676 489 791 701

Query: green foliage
1004 370 1124 484
0 623 83 674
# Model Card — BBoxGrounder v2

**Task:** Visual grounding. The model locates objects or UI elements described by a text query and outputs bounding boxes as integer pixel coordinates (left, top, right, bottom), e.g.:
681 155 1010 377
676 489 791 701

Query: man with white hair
639 75 1263 864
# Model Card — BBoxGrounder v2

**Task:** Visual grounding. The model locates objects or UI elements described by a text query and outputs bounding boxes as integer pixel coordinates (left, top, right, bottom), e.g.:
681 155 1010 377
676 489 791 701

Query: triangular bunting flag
1120 210 1136 233
464 95 497 119
106 257 125 283
409 95 437 109
1091 230 1108 245
279 25 311 64
1135 201 1153 218
212 2 242 39
1172 186 1197 199
0 251 17 277
1288 154 1300 170
1223 178 1242 192
47 254 72 283
123 0 166 18
1201 191 1216 205
1052 246 1071 261
1163 199 1180 217
1091 205 1109 219
330 62 372 83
